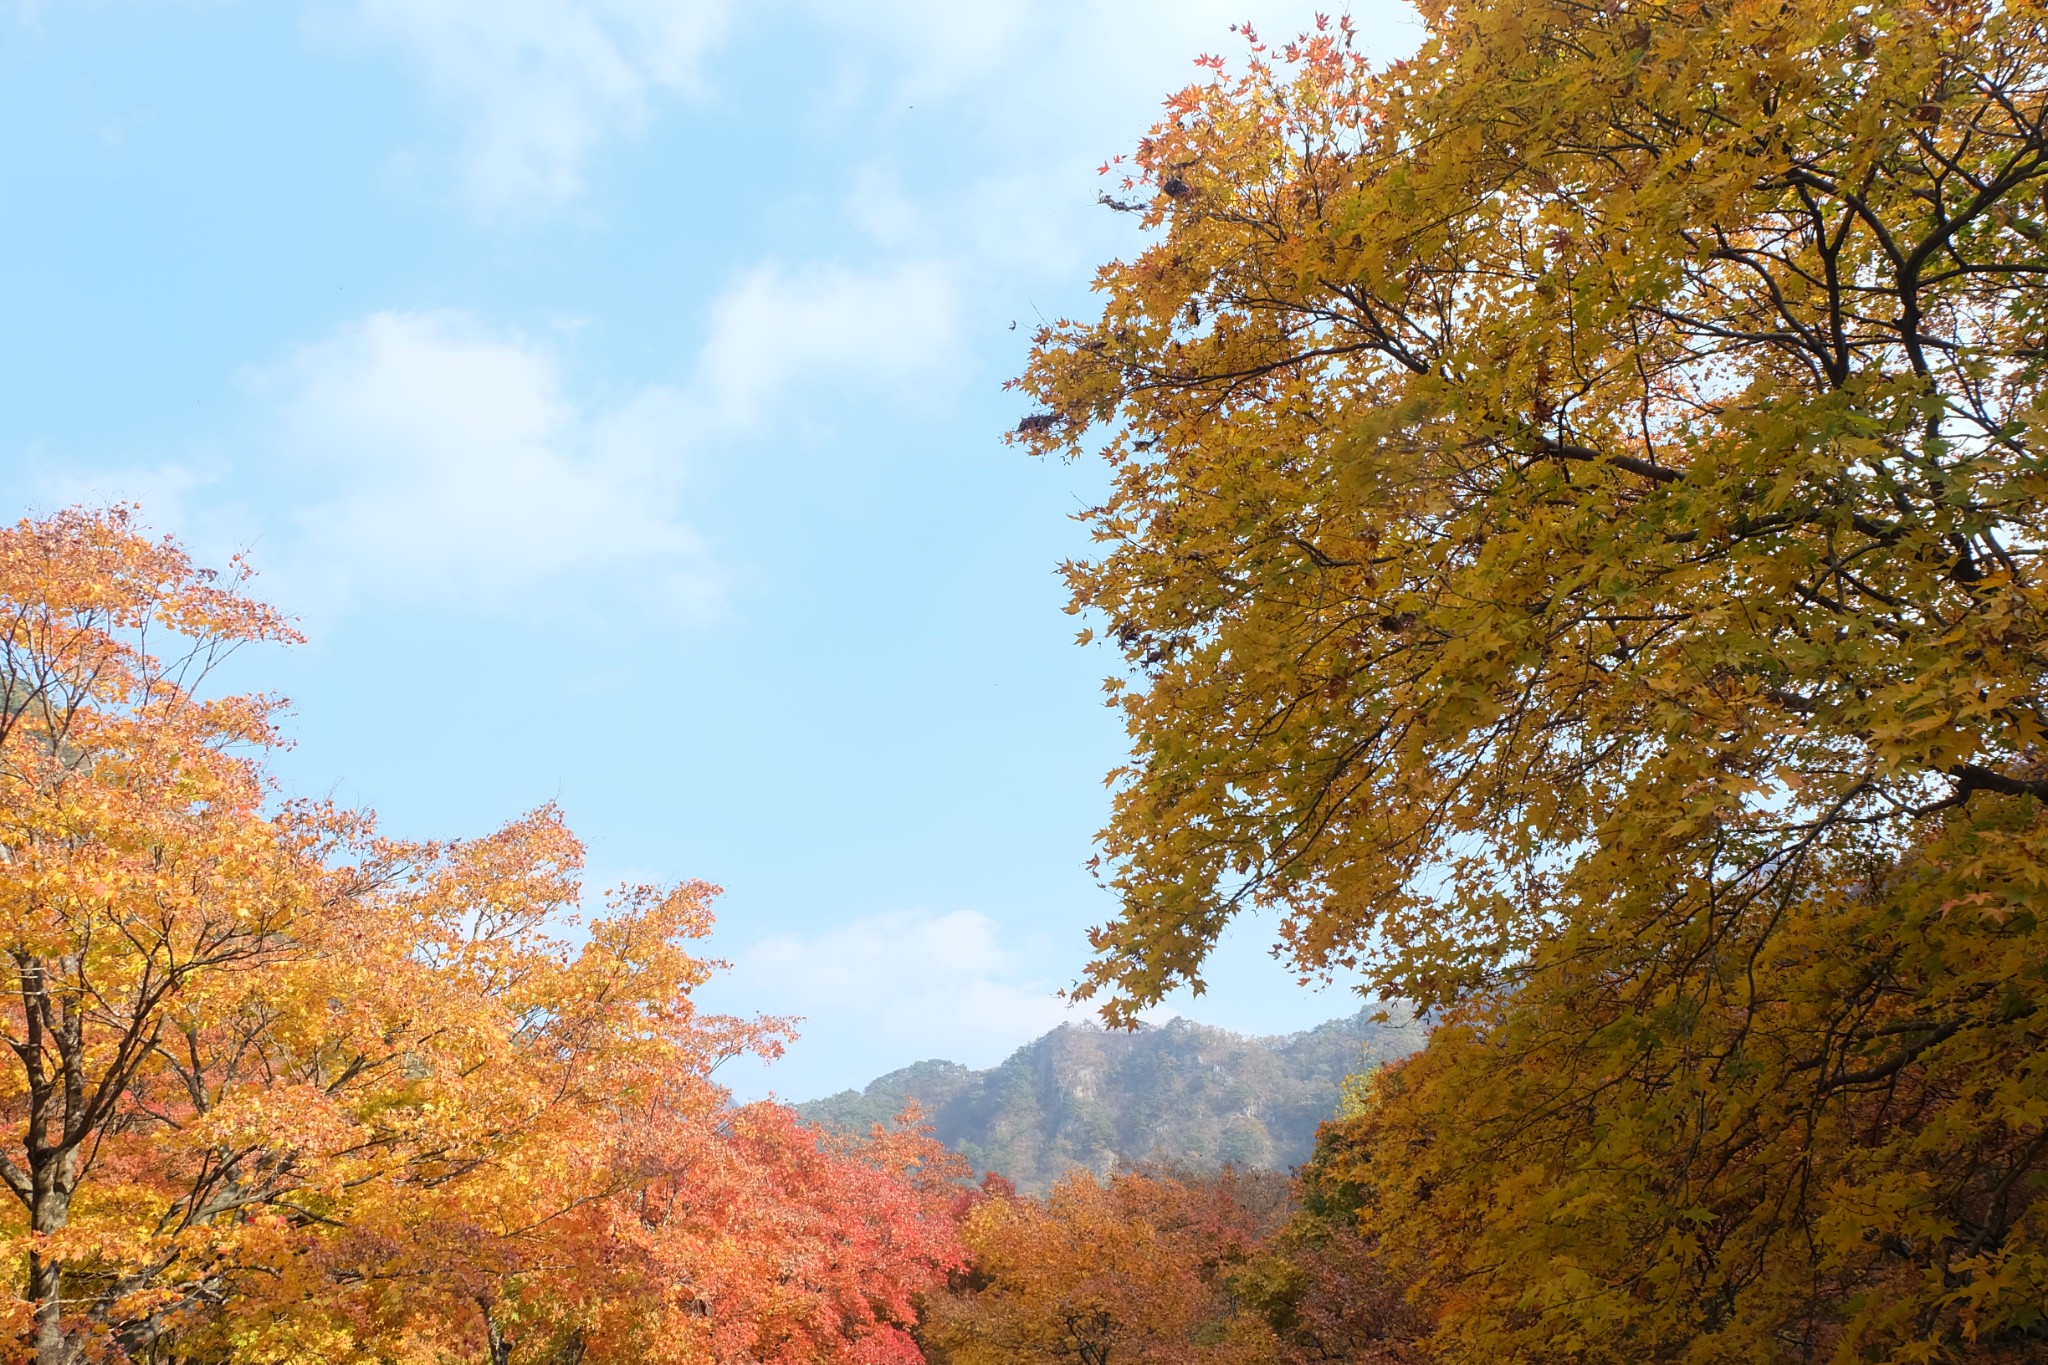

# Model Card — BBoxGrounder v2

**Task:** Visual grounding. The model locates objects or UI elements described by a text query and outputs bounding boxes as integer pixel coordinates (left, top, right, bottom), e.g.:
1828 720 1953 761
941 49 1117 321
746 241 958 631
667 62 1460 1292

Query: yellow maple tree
1018 0 2048 1018
1016 0 2048 1357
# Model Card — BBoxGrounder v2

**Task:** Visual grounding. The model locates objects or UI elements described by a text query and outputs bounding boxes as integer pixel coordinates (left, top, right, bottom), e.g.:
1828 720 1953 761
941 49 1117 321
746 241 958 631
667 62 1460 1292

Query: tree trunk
481 1298 512 1365
28 1182 75 1365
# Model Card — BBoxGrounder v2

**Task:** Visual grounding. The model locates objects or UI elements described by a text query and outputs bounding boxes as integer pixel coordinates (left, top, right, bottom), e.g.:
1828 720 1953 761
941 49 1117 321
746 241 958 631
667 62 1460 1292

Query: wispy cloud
333 0 1385 214
794 2 1423 278
815 0 1391 123
257 309 705 606
693 260 957 427
343 0 727 206
712 909 1078 1100
241 251 956 611
24 455 228 530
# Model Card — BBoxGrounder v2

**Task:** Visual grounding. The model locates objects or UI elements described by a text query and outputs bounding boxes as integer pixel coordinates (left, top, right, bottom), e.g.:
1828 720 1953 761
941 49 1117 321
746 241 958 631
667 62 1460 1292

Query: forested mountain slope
799 1009 1424 1193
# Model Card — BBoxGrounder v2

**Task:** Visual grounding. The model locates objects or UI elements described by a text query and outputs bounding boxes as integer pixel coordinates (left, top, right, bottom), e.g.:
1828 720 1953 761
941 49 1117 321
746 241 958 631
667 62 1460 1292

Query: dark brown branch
1537 437 1681 484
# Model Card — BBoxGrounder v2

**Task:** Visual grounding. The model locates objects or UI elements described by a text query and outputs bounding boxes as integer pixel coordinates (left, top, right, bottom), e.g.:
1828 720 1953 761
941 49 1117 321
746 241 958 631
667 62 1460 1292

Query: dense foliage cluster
0 508 965 1364
920 1164 1424 1365
1013 0 2048 1358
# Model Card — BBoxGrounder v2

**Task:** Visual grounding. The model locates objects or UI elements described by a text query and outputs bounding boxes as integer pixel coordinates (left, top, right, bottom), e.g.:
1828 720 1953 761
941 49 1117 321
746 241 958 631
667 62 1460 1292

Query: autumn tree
569 1104 969 1365
0 507 967 1365
164 815 964 1365
0 506 315 1362
1228 1195 1425 1365
922 1167 1282 1365
1308 807 2048 1360
1020 0 2048 1016
1015 0 2048 1357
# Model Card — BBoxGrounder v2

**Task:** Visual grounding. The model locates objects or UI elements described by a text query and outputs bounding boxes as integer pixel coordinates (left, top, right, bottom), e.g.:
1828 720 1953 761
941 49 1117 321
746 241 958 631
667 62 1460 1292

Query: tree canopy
0 507 966 1365
922 1168 1286 1365
1014 1 2048 1356
1015 0 2048 1019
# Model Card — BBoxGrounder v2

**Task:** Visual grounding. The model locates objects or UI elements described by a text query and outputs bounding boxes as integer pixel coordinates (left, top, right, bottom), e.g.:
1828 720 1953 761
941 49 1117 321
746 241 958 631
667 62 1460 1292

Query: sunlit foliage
1017 0 2048 1018
1016 0 2048 1357
0 507 965 1365
922 1168 1286 1365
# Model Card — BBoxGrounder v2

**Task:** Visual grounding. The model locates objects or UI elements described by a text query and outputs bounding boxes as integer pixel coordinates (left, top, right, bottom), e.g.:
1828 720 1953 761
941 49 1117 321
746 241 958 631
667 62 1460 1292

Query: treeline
0 509 1412 1365
920 1160 1422 1365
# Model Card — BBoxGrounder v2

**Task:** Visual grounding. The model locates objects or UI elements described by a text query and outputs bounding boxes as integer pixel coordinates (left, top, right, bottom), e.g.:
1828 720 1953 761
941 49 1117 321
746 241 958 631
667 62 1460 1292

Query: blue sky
2 0 1422 1101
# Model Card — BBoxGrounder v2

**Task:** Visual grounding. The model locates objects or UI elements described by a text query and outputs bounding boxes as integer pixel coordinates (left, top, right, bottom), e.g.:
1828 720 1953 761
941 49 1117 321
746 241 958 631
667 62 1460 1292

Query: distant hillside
798 1008 1426 1194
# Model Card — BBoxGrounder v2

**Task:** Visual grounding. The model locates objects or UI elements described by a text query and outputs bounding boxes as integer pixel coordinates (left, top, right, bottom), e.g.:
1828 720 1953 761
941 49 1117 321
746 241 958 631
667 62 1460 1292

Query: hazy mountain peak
798 1006 1425 1194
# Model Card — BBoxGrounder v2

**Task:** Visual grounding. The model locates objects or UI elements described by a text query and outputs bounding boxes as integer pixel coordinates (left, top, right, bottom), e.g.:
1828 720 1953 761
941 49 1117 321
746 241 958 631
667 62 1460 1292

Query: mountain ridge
798 1007 1426 1194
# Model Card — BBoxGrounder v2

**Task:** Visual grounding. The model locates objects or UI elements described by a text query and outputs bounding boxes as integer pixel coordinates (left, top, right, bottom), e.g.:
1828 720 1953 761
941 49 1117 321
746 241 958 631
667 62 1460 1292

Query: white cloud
791 3 1426 283
705 907 1380 1104
816 0 1416 126
261 309 705 605
25 455 225 532
822 0 1034 98
693 260 957 426
713 909 1078 1100
345 0 726 206
249 259 955 610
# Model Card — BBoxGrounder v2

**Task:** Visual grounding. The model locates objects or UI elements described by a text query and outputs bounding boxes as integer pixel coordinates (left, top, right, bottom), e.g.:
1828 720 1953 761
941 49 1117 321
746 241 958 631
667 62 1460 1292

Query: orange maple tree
0 506 966 1365
922 1168 1283 1365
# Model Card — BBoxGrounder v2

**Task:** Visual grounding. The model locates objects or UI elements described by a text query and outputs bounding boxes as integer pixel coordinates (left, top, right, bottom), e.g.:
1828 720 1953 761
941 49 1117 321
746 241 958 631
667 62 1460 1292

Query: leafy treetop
1016 0 2048 1020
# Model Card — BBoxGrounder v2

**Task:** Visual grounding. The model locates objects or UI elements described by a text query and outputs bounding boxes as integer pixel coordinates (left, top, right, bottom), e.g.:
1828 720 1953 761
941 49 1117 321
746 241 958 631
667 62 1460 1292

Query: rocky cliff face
797 1008 1426 1194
